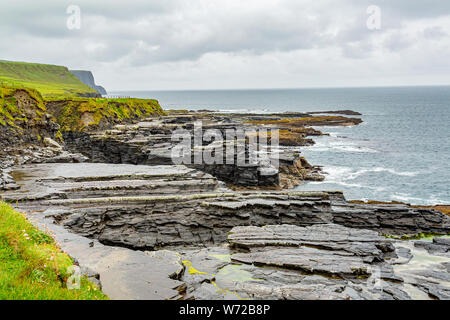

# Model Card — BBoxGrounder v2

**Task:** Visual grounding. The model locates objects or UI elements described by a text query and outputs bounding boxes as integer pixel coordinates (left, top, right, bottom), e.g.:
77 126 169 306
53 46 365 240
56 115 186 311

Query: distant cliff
0 60 98 98
69 70 107 95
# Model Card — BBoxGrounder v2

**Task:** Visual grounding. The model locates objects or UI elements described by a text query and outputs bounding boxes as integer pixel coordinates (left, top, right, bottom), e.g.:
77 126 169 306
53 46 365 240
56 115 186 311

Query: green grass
49 97 166 131
0 202 108 300
1 84 165 136
0 60 97 98
0 86 47 128
0 60 166 135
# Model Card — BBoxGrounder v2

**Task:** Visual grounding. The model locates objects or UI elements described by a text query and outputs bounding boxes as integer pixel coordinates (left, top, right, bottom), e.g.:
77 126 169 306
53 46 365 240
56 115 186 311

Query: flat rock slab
393 241 450 300
1 163 219 201
179 225 449 300
229 224 394 277
414 237 450 255
228 224 392 257
231 247 371 277
8 163 200 181
3 162 449 249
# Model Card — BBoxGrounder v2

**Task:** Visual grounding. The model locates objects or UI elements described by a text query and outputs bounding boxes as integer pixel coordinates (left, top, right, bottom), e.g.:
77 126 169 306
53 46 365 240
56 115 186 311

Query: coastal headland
0 60 449 300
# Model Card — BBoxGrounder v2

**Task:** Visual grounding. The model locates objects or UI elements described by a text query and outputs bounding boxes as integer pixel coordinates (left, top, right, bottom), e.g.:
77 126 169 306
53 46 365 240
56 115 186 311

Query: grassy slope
0 86 47 127
0 201 108 300
49 97 166 131
0 60 166 133
0 60 97 98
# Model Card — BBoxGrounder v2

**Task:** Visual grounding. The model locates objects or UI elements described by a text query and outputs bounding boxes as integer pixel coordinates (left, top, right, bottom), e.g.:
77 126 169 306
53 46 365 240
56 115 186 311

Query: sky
1 0 450 91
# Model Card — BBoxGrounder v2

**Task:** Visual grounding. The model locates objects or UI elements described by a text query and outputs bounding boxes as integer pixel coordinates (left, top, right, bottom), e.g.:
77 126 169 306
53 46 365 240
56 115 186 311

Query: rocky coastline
0 106 449 300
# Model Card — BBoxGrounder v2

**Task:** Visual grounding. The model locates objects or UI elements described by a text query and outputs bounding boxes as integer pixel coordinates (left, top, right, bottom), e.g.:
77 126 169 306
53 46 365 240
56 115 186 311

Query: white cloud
0 0 450 90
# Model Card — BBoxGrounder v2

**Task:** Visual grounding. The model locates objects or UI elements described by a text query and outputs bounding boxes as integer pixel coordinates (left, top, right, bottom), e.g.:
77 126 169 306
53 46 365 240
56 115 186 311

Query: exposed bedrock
26 210 185 300
2 163 448 251
62 129 281 187
61 115 325 188
181 224 449 300
229 224 396 277
2 160 449 300
41 196 450 250
415 237 450 255
1 163 220 202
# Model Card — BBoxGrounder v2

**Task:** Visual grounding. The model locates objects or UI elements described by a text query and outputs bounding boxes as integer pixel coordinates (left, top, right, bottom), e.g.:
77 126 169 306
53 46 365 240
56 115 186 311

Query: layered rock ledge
2 163 448 252
1 108 449 301
180 224 449 300
61 111 360 188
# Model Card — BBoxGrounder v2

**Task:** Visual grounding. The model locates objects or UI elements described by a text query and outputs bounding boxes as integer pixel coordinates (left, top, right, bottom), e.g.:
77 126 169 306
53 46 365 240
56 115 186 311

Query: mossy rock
0 86 47 129
47 97 166 132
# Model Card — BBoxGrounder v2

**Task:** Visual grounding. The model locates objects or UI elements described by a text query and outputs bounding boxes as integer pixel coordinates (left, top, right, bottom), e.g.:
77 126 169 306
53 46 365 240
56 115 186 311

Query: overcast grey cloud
1 0 450 90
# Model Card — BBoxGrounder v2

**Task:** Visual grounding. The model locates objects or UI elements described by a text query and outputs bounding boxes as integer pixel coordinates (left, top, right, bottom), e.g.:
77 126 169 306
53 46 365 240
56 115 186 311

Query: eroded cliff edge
1 102 449 300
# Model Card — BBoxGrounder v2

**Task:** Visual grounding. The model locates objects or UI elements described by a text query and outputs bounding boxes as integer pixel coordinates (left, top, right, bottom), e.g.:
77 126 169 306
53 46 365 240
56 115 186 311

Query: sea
111 86 450 205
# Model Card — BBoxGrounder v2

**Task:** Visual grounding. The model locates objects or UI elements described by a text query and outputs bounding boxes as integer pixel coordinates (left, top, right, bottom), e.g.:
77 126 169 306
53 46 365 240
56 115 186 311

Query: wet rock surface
180 225 449 300
0 144 88 191
414 237 450 255
1 110 449 300
392 241 450 300
1 163 220 202
27 209 184 300
62 113 328 188
228 224 395 276
1 162 448 251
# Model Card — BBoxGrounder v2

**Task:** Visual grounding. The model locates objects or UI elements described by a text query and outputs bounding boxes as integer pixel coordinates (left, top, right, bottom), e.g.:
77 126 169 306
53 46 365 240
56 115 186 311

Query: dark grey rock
70 70 107 95
228 224 394 278
2 163 448 250
414 237 450 255
26 209 184 300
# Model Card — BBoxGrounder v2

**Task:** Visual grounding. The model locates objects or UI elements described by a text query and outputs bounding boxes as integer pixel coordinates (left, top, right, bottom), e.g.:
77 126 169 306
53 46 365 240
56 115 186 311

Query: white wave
307 138 378 153
307 179 387 192
327 132 339 137
308 147 332 152
390 193 445 205
323 166 353 179
318 166 386 191
331 145 378 153
346 167 421 180
317 165 419 192
217 108 271 114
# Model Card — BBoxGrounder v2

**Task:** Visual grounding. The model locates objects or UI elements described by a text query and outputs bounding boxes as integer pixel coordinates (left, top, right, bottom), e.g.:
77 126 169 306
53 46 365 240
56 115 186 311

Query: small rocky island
1 84 449 300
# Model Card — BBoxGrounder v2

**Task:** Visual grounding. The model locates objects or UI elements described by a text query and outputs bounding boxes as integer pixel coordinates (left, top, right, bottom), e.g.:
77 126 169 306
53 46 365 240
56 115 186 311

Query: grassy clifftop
0 202 108 300
1 85 165 142
0 60 98 98
48 97 166 131
0 60 166 141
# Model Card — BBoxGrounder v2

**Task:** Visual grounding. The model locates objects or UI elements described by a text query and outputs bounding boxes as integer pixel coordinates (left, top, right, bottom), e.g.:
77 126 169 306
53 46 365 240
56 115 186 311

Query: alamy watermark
66 265 81 290
66 5 81 30
170 122 279 173
367 5 382 30
367 265 382 291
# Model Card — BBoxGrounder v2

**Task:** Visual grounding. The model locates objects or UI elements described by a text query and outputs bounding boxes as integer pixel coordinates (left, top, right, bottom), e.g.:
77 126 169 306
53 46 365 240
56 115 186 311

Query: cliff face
0 86 60 152
69 70 107 95
46 97 165 132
